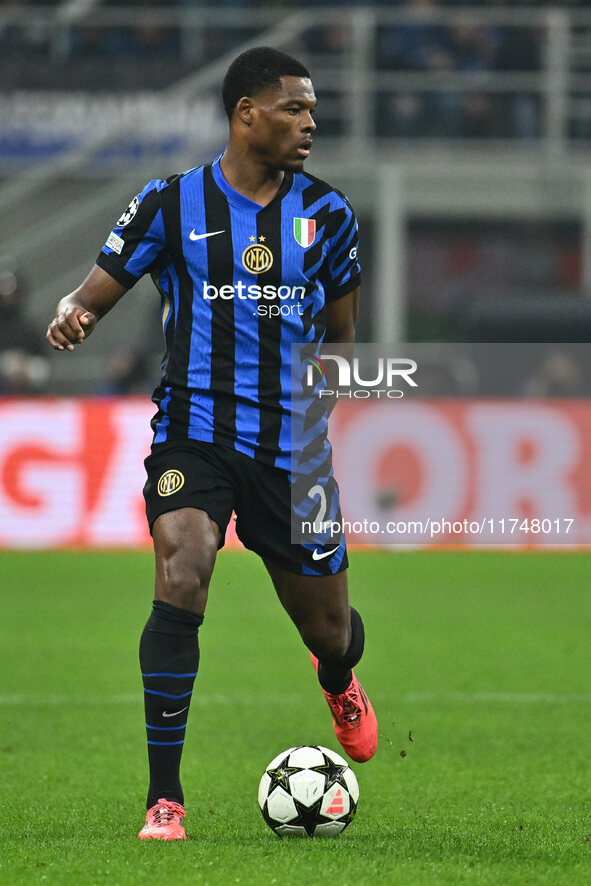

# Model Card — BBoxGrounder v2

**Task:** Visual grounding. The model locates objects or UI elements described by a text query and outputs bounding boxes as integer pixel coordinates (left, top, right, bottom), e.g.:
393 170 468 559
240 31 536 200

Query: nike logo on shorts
312 547 339 561
189 230 225 241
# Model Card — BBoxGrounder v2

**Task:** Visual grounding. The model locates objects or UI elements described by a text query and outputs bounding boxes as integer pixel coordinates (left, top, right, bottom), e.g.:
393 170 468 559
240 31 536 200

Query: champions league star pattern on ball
97 155 360 470
258 745 359 837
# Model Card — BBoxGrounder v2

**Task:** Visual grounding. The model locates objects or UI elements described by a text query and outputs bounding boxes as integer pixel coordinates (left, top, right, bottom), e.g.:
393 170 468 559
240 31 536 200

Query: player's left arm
324 286 359 348
322 191 360 352
322 287 359 413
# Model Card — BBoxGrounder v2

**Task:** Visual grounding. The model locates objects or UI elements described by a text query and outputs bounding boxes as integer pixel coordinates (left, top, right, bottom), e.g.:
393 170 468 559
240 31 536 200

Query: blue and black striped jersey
96 156 361 469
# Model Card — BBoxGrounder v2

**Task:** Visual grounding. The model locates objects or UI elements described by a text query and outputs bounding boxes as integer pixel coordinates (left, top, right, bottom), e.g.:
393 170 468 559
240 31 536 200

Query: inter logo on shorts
242 243 273 274
157 469 185 497
293 218 316 248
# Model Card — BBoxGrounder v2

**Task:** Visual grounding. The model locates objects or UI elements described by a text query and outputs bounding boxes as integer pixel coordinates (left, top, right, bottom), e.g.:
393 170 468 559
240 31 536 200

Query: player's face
248 76 317 171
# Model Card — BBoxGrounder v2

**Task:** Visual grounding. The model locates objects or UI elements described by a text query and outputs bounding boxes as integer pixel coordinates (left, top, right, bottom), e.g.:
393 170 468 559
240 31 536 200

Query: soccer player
46 47 378 841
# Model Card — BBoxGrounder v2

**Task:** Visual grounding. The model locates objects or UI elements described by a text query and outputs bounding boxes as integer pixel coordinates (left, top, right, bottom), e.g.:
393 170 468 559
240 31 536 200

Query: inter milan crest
242 237 274 274
293 218 316 248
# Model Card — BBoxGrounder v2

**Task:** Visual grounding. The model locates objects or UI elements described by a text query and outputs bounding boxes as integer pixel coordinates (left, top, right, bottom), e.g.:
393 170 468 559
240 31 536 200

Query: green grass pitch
1 549 590 885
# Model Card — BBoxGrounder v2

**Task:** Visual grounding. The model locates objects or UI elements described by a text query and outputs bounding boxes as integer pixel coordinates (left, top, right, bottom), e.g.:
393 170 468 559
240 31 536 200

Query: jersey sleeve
95 179 168 289
321 196 361 302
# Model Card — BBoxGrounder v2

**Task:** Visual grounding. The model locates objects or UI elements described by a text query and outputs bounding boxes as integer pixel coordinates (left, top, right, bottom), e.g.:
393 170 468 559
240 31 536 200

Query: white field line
0 693 303 706
1 692 591 706
400 692 591 705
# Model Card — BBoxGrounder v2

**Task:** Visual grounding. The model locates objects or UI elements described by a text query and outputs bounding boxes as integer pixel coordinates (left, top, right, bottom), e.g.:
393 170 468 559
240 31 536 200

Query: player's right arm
46 266 128 351
47 177 169 352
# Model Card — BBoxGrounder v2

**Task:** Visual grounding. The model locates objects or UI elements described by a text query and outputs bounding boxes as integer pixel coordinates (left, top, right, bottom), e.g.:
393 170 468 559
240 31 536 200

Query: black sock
318 606 365 695
139 600 203 810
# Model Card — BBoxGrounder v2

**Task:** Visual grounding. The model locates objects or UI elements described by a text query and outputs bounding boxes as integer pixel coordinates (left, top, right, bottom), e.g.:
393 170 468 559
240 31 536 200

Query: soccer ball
258 745 359 837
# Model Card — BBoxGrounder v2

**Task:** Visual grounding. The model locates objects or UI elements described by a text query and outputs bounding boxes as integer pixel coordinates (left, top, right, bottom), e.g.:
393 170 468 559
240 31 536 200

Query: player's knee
303 614 351 662
304 606 365 666
155 545 214 613
158 560 207 612
153 513 217 612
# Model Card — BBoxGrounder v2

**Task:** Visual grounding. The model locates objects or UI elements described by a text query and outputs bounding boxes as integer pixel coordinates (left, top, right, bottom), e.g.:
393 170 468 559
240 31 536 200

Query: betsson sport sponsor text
201 281 306 317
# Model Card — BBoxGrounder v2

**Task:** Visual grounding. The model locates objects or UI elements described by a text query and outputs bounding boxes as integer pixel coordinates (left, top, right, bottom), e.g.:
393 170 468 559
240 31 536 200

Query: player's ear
235 96 255 126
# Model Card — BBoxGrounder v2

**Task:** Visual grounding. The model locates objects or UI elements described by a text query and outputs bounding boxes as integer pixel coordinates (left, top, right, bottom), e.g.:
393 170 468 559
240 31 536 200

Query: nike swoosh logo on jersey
312 547 340 561
162 707 188 718
189 229 225 241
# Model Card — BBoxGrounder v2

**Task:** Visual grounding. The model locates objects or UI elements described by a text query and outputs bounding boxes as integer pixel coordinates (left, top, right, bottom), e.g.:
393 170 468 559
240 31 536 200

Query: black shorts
143 440 348 577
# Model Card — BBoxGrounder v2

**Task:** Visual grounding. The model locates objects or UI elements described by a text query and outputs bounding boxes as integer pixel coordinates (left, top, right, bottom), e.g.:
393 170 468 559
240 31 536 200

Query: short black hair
222 46 311 120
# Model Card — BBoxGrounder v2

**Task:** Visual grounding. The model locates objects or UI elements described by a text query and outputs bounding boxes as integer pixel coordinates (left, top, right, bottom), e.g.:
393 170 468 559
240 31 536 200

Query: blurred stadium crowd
2 0 588 139
0 0 578 109
2 0 591 396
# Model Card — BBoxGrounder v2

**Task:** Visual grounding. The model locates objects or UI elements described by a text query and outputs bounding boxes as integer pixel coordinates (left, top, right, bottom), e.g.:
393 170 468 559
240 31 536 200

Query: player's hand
46 306 97 351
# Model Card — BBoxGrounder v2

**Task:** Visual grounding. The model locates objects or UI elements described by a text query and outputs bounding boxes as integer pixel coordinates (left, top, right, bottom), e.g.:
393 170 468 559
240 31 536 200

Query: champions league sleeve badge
117 196 140 227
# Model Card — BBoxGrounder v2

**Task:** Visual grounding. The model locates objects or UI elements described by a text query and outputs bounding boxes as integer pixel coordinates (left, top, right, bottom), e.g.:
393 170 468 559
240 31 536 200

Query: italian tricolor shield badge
293 217 316 248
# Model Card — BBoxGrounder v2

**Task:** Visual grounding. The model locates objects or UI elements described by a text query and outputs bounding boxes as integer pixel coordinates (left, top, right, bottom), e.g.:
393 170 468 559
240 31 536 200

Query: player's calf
140 600 203 811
